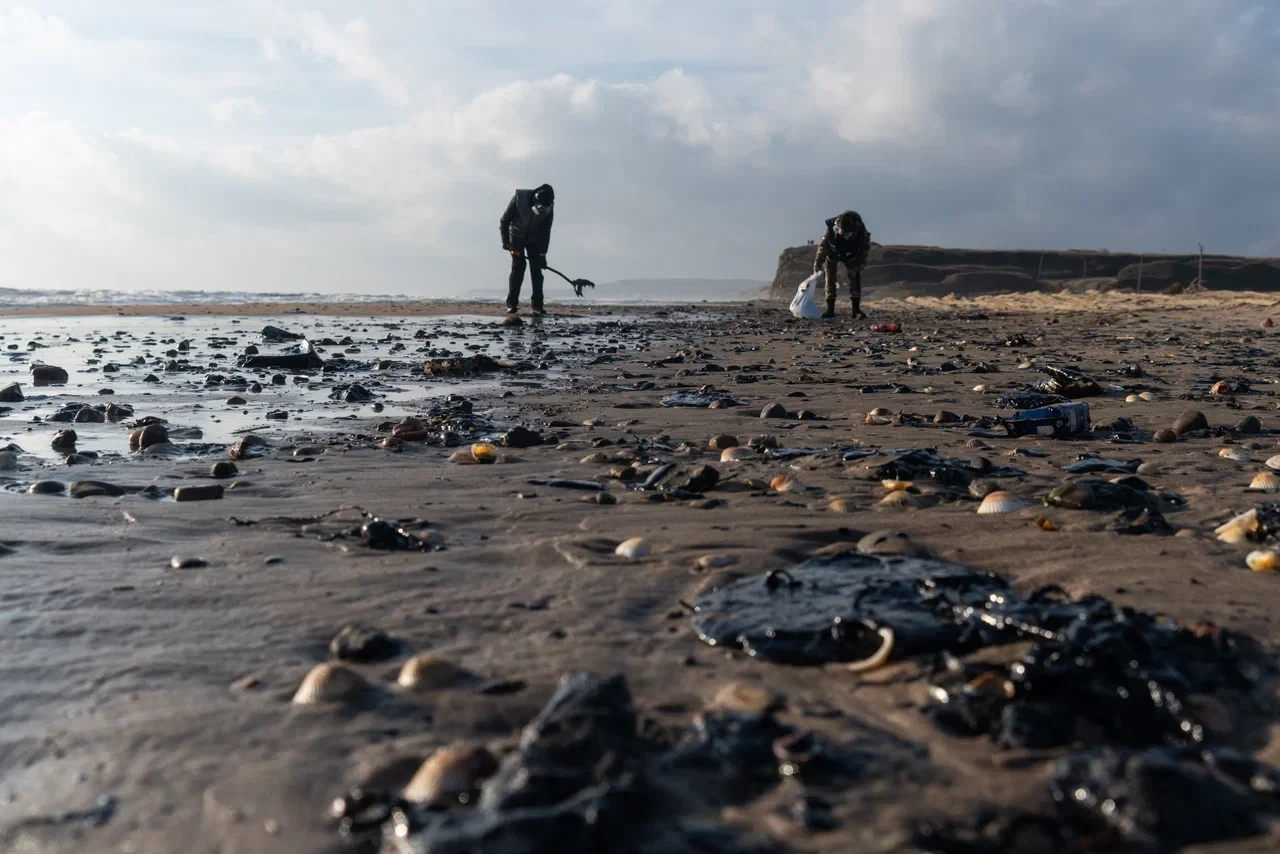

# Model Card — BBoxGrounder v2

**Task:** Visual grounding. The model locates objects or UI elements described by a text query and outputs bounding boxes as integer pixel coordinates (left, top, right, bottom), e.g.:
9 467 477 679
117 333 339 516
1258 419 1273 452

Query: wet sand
5 293 1280 853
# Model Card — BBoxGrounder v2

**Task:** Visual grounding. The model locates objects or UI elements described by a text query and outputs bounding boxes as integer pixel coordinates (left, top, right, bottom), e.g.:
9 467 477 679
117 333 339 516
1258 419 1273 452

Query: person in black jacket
500 184 555 315
812 210 871 319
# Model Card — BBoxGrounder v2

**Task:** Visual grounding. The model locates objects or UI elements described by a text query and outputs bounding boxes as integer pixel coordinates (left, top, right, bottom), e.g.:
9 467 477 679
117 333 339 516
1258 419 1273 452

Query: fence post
1197 243 1204 286
1137 254 1144 293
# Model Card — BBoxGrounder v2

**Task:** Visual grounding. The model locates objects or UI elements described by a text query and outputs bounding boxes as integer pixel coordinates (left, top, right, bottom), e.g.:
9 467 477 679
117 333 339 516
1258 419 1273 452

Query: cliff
770 243 1280 300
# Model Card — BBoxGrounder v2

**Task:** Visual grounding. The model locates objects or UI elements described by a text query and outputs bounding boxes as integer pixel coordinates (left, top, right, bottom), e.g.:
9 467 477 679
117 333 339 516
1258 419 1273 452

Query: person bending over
500 184 555 316
813 210 871 319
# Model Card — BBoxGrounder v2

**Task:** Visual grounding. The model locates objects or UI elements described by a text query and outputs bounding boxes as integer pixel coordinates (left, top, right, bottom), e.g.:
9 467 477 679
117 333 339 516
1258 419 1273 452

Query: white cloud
0 0 1278 296
209 96 266 125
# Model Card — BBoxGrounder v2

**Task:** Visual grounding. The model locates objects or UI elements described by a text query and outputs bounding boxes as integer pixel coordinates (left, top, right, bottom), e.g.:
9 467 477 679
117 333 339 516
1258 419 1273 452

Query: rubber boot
821 298 836 319
851 298 867 320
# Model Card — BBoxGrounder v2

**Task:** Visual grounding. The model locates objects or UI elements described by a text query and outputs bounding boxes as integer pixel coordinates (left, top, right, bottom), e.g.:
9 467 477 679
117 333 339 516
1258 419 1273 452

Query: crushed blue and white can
1005 402 1091 438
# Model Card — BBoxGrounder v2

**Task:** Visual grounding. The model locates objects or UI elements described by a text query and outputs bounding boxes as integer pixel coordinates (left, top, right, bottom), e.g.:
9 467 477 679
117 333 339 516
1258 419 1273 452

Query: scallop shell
1125 394 1140 403
1215 509 1259 544
868 407 891 417
1250 472 1280 492
1247 550 1280 572
881 479 913 491
397 654 475 690
864 415 893 425
1266 455 1280 470
471 443 498 463
403 744 499 806
615 537 650 559
846 626 895 673
1219 448 1253 462
1138 392 1158 402
291 663 371 705
720 446 757 462
976 491 1029 514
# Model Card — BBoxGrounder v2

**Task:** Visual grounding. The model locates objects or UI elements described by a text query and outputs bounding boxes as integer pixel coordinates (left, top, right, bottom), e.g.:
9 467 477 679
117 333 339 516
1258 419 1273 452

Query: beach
5 292 1280 853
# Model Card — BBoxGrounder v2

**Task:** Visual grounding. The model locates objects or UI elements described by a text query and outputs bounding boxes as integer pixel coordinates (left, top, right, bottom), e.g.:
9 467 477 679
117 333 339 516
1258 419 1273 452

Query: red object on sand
871 322 902 333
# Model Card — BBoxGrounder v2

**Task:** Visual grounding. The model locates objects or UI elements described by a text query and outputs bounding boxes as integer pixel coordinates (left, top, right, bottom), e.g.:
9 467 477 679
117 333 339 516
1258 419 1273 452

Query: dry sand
4 293 1280 853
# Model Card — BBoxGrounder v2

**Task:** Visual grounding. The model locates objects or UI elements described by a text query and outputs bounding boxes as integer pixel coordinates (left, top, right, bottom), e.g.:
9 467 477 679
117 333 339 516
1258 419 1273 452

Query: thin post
1197 243 1204 285
1137 254 1144 293
1036 254 1044 280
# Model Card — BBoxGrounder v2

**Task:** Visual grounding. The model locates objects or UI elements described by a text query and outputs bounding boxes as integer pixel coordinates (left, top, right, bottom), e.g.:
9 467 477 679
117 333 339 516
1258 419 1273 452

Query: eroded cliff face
770 243 1280 300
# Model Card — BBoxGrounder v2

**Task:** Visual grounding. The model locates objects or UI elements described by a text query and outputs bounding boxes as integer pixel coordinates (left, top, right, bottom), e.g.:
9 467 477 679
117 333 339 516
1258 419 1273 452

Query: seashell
697 554 737 570
291 663 372 705
1236 415 1263 434
1173 410 1209 435
1035 515 1059 531
868 407 891 417
846 626 895 673
580 452 614 464
881 479 913 491
392 417 429 441
403 743 499 805
1138 392 1158 402
1154 428 1177 444
1266 455 1280 471
556 442 588 451
708 434 738 450
448 448 479 464
471 443 498 463
857 530 926 556
770 475 813 494
720 446 757 462
615 537 650 559
378 437 403 450
1211 380 1233 395
1017 361 1035 370
397 654 475 690
1250 472 1280 492
710 682 783 715
864 415 893 425
977 491 1029 514
827 498 856 513
968 479 998 500
879 490 919 508
1125 394 1140 403
1247 550 1280 572
1215 509 1259 544
1219 448 1253 462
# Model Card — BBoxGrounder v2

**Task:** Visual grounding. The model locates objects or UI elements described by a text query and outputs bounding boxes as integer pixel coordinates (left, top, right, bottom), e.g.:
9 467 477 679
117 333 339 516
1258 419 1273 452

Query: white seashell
1018 361 1035 370
720 446 757 462
864 415 893 425
868 407 891 417
1266 455 1280 470
615 537 650 559
846 626 895 673
1219 448 1253 462
1247 550 1280 572
879 491 919 508
397 654 474 690
697 554 737 569
976 491 1029 514
1215 509 1259 543
770 475 814 494
1250 472 1280 492
881 479 913 491
1139 392 1158 402
973 384 989 393
1125 394 1140 403
291 663 372 705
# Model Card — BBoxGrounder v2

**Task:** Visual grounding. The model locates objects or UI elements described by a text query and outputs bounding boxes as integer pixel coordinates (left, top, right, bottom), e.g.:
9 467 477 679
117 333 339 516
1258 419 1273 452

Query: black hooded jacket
813 212 870 270
500 184 555 256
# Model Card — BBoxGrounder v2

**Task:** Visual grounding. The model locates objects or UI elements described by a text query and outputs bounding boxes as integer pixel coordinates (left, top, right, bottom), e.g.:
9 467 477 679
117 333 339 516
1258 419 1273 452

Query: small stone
73 407 106 423
271 374 287 385
0 382 22 402
397 654 476 690
1236 415 1263 435
231 675 260 691
265 410 288 420
1154 428 1178 444
796 410 817 421
330 625 400 663
31 365 69 386
827 498 856 513
709 682 784 715
760 403 788 419
51 429 77 451
264 556 284 565
708 434 738 450
28 480 66 495
211 461 238 478
582 492 617 505
129 424 169 451
69 480 124 498
170 556 209 569
500 426 543 448
934 410 960 424
174 485 224 502
1172 410 1208 435
1136 461 1163 476
697 554 738 569
226 396 247 405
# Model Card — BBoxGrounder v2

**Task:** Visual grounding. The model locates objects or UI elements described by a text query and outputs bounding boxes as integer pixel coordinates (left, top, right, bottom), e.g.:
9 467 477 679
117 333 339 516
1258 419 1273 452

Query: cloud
0 0 1277 295
209 96 266 124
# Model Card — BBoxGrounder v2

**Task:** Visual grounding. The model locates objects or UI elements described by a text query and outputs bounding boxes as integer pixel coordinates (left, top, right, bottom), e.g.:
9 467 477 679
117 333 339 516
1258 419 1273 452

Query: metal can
1006 402 1090 438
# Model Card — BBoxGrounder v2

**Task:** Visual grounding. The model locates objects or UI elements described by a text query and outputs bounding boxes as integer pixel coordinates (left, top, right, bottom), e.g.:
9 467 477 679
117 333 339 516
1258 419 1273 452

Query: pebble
170 556 209 569
0 382 23 403
1154 428 1178 444
708 434 738 450
210 461 238 479
174 485 224 502
760 403 788 419
696 554 738 569
330 625 400 663
1172 410 1209 435
1236 415 1263 434
709 682 784 715
857 530 928 556
69 480 125 498
226 396 247 405
28 480 66 495
397 654 475 690
615 537 650 559
129 424 169 451
581 492 617 505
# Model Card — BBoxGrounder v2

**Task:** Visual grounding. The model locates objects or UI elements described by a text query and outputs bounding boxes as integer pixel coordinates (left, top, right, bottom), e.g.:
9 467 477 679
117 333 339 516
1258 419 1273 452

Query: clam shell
864 415 893 425
879 490 919 508
1219 448 1253 462
857 530 926 556
1211 381 1233 395
291 663 371 705
1215 509 1259 543
720 446 757 462
397 654 475 690
1247 550 1280 572
1125 394 1140 403
1250 472 1280 492
827 498 856 513
1139 392 1158 402
471 443 498 463
881 479 913 491
976 491 1029 514
709 682 783 715
615 537 650 559
1266 455 1280 470
696 554 737 569
868 407 891 417
770 475 812 494
448 448 479 464
846 626 895 673
403 744 499 805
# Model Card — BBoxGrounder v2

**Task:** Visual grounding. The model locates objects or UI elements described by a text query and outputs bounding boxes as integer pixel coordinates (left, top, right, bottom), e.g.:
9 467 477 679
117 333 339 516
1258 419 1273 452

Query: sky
1 0 1278 296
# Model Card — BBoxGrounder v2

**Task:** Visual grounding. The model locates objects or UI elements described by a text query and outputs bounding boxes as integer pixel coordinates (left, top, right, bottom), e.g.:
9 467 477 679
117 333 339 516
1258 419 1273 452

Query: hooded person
500 184 555 315
812 210 871 319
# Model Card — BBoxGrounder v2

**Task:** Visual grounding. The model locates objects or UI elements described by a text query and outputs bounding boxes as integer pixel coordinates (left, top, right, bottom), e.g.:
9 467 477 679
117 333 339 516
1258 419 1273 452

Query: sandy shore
5 294 1280 853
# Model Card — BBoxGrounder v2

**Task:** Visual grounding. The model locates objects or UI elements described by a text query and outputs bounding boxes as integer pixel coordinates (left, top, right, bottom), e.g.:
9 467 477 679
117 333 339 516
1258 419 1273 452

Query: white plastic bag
789 271 824 319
